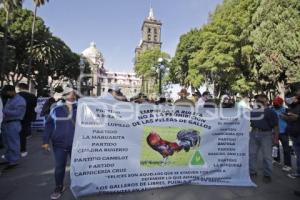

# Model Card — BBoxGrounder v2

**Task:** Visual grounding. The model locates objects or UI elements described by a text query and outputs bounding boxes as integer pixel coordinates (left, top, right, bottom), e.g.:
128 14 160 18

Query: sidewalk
0 132 299 200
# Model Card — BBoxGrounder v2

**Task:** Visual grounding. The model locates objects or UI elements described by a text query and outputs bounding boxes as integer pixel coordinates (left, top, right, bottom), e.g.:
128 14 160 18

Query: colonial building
81 42 141 98
135 8 162 59
135 7 163 95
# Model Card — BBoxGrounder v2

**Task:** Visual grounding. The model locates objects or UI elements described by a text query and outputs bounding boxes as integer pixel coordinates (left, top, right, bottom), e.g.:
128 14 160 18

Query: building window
154 28 157 34
154 35 158 42
108 78 111 83
148 34 151 41
148 28 151 33
102 88 105 92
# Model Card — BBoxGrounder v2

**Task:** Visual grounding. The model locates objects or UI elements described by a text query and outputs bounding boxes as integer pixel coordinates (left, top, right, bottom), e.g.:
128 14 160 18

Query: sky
23 0 223 72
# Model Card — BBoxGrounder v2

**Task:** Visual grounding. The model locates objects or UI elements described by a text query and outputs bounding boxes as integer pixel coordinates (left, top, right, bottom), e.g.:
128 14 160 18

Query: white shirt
98 93 116 101
197 98 205 107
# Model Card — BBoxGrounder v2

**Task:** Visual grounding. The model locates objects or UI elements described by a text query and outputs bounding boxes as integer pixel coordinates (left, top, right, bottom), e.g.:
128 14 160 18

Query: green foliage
250 0 300 89
170 29 203 86
135 48 170 94
173 0 300 95
135 48 170 78
33 0 49 7
0 8 80 86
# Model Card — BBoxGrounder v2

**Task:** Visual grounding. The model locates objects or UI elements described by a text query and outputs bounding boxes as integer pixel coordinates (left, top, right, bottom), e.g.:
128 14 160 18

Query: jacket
3 94 26 122
43 102 77 149
19 91 37 123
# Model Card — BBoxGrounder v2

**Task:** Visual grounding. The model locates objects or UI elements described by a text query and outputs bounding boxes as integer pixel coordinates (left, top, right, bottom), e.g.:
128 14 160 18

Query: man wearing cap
113 86 128 102
0 85 26 170
271 96 292 172
174 88 195 107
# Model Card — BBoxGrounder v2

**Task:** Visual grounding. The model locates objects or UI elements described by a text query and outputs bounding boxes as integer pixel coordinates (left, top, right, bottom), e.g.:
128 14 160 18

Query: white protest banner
70 98 254 198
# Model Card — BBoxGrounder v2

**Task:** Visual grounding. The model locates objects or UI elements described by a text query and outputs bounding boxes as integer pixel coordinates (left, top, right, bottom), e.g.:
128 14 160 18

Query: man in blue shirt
0 85 26 170
250 94 279 183
272 96 292 172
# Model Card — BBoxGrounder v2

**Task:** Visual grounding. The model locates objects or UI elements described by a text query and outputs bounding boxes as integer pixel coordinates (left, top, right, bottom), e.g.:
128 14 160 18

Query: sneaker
282 166 292 172
21 152 28 157
50 186 65 200
288 173 300 179
263 176 272 183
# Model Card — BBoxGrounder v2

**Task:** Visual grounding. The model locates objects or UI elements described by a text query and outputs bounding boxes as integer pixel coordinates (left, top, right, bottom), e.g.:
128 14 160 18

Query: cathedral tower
135 7 162 60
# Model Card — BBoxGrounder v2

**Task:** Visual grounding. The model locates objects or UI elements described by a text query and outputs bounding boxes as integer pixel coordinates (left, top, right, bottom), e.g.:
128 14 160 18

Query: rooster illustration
146 129 201 165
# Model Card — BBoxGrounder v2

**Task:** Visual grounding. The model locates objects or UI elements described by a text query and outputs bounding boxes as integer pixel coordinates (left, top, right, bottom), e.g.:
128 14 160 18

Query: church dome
82 42 104 66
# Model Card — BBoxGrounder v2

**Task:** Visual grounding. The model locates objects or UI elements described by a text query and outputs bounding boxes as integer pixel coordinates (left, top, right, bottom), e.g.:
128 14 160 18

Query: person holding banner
42 88 78 200
174 88 195 107
249 94 279 183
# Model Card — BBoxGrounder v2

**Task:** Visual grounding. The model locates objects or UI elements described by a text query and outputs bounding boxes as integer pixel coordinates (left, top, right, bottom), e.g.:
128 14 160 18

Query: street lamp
152 58 169 95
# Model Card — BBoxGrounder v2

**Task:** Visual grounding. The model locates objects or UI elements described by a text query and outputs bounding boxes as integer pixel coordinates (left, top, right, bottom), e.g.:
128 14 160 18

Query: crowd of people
0 82 299 199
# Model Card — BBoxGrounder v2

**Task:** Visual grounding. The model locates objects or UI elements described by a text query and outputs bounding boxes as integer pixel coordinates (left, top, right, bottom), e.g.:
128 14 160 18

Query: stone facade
135 8 162 60
81 42 141 98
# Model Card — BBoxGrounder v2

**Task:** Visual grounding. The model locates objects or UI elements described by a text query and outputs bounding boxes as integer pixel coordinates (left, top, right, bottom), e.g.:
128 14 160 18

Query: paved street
0 131 299 200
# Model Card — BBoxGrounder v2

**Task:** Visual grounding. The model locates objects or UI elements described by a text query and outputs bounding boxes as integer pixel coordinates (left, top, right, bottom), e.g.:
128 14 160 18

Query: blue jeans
249 131 273 176
2 121 21 164
274 134 291 166
292 136 300 174
53 146 71 187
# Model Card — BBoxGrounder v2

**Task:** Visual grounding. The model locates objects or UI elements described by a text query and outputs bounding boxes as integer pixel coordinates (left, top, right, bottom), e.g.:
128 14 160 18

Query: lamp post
152 58 169 95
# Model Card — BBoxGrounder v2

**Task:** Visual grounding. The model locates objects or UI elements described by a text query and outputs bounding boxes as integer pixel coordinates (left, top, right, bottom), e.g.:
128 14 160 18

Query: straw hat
178 88 190 97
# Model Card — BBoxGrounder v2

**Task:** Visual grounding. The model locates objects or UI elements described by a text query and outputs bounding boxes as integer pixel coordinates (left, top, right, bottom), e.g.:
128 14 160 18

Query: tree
170 29 202 87
250 0 300 96
135 48 170 94
0 8 80 94
28 0 49 80
0 0 23 86
172 0 260 96
0 8 49 84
